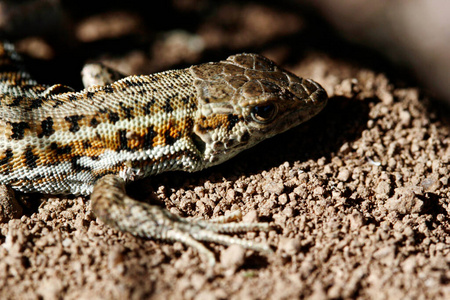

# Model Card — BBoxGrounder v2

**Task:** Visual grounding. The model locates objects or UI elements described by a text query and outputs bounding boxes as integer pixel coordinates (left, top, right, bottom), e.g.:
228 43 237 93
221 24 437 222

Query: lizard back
0 42 200 195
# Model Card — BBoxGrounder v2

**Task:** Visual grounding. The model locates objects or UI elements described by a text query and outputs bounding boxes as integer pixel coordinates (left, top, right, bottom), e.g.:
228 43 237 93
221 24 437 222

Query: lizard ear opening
192 133 206 154
250 103 278 124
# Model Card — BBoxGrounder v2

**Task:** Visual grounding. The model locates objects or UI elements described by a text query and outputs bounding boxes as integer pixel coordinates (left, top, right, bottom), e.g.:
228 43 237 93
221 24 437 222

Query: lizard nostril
288 78 328 104
289 82 309 99
301 79 320 94
298 79 328 103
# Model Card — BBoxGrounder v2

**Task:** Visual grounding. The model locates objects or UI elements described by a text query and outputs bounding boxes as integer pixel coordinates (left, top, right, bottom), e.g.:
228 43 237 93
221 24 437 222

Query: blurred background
301 0 450 107
0 0 449 106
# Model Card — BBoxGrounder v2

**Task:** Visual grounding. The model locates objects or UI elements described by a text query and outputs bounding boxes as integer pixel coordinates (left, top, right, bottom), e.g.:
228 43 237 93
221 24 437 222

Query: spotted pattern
0 41 327 195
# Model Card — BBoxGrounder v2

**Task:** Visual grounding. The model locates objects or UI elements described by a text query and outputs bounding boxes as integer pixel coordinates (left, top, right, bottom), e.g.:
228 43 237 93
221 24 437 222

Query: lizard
0 41 328 266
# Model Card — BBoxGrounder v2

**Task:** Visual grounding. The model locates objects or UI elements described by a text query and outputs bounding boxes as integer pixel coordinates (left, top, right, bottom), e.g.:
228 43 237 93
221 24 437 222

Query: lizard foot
91 175 273 266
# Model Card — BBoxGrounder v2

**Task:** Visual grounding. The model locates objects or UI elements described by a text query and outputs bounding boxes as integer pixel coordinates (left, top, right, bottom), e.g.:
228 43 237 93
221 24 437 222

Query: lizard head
190 53 328 167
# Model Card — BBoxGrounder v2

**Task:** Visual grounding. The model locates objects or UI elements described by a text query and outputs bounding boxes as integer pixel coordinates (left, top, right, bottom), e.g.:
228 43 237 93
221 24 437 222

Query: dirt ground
0 1 449 299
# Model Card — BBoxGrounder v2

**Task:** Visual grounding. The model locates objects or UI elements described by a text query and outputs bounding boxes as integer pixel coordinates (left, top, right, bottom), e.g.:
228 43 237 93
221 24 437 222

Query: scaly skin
0 41 328 265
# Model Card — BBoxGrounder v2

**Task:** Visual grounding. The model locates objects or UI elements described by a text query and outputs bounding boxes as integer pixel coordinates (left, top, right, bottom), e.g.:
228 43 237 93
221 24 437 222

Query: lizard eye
251 103 277 124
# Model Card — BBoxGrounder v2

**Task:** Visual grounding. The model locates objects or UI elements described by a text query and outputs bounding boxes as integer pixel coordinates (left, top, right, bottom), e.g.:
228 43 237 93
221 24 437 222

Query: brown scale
195 114 234 134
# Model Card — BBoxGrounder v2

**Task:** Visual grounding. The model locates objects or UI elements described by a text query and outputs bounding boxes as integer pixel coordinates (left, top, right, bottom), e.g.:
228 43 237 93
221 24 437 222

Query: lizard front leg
90 175 273 266
0 185 22 223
